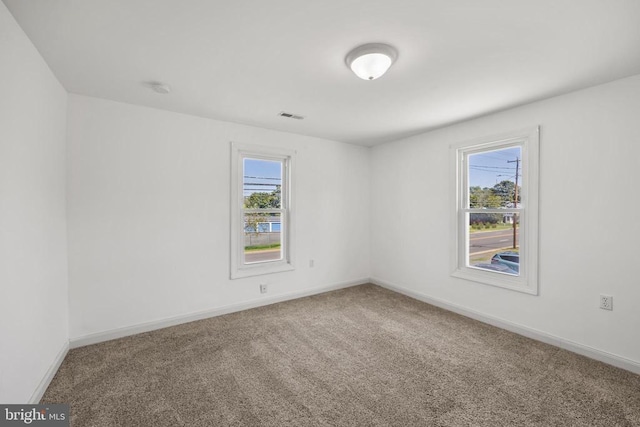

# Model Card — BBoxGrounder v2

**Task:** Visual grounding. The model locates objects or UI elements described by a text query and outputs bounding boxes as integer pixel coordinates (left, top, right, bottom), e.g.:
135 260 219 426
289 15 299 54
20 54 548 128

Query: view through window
243 158 284 264
467 146 522 276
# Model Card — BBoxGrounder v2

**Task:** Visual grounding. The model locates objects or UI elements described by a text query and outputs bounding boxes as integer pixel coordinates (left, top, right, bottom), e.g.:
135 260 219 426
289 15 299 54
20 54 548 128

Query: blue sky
243 150 520 195
243 158 282 196
468 146 521 189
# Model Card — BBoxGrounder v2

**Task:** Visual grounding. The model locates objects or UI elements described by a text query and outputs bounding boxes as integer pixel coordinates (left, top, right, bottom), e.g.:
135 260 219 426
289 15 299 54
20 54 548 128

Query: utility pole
507 158 519 249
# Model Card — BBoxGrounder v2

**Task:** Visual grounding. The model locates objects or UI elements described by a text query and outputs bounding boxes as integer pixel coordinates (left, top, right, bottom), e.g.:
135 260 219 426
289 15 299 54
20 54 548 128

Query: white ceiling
5 0 640 146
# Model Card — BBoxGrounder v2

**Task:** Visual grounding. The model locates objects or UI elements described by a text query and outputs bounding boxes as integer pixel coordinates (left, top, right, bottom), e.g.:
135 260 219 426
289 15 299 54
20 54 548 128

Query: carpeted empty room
43 285 640 426
5 2 640 426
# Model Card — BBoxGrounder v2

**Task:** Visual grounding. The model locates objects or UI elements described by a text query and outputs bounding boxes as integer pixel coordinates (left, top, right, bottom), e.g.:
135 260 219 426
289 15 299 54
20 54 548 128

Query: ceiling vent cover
278 111 305 120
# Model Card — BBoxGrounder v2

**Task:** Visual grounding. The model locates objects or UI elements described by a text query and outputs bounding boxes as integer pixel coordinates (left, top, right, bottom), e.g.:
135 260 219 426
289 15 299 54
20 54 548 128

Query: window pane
244 212 282 264
468 146 522 208
468 212 519 276
243 158 282 209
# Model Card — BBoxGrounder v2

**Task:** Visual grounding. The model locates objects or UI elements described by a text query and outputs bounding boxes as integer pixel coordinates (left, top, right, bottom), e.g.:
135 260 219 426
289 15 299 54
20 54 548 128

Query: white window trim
230 142 296 279
450 127 540 295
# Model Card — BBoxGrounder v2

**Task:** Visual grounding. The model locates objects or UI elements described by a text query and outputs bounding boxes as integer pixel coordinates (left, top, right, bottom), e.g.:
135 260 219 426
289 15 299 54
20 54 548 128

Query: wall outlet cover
600 294 613 310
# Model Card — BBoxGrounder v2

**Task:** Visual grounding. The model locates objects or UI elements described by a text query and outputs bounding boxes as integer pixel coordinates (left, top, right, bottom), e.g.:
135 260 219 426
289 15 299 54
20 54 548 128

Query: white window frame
450 127 539 295
230 142 295 279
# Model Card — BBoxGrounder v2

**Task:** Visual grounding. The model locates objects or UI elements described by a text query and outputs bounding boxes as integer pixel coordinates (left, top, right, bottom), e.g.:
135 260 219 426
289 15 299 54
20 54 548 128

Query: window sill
231 261 294 279
451 267 538 295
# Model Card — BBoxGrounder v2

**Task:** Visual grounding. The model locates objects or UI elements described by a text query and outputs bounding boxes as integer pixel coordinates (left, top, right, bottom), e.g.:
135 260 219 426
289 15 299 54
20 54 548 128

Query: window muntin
451 127 539 294
230 143 295 279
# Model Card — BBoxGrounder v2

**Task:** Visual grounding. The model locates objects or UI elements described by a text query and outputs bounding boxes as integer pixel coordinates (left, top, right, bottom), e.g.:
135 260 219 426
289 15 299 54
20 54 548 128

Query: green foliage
244 243 281 251
244 185 281 209
470 213 501 226
244 213 267 235
492 180 521 205
244 186 281 235
469 186 502 208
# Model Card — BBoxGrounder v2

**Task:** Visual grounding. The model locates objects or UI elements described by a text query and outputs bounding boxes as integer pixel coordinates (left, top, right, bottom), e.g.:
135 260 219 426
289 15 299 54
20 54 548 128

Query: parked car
473 263 518 275
491 251 519 273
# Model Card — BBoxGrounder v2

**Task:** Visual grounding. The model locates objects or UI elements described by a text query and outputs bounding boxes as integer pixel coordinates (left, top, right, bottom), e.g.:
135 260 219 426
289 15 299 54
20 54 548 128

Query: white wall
0 2 69 403
66 95 370 340
371 74 640 367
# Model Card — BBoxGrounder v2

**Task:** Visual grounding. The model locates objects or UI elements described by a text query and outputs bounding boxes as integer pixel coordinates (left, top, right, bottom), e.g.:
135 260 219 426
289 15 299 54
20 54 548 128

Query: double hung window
451 127 539 294
230 143 295 279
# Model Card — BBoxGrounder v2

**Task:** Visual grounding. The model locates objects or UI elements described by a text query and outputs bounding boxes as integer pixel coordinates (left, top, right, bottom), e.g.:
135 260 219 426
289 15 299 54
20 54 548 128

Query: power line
469 169 518 177
469 165 517 170
243 176 281 180
483 150 520 160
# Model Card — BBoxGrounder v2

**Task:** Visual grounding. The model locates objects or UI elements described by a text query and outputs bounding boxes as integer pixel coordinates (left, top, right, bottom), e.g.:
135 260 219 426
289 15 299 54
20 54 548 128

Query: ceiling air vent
278 111 305 120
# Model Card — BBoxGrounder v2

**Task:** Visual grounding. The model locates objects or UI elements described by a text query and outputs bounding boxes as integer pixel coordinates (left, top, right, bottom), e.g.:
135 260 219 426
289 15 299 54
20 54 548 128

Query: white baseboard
371 277 640 375
29 340 69 404
70 278 368 349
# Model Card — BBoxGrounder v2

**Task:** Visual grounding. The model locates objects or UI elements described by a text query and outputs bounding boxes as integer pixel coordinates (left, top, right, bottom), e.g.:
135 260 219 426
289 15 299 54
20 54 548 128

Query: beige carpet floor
43 284 640 426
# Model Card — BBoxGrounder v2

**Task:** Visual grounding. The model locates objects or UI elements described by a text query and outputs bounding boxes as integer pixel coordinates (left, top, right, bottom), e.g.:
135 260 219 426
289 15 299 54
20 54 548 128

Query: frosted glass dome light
346 43 398 80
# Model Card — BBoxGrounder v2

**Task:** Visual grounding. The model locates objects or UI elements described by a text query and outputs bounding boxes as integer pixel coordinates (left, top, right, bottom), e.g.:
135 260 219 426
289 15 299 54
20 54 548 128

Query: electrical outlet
309 259 315 268
600 294 613 311
260 284 267 294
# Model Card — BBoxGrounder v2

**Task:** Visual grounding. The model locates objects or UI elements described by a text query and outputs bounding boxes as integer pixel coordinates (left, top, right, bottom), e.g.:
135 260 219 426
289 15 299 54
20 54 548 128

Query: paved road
469 228 518 255
243 230 516 262
245 249 281 264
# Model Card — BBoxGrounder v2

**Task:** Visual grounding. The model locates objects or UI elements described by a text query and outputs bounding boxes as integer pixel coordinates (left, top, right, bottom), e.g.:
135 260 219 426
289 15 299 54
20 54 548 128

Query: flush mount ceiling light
345 43 398 81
